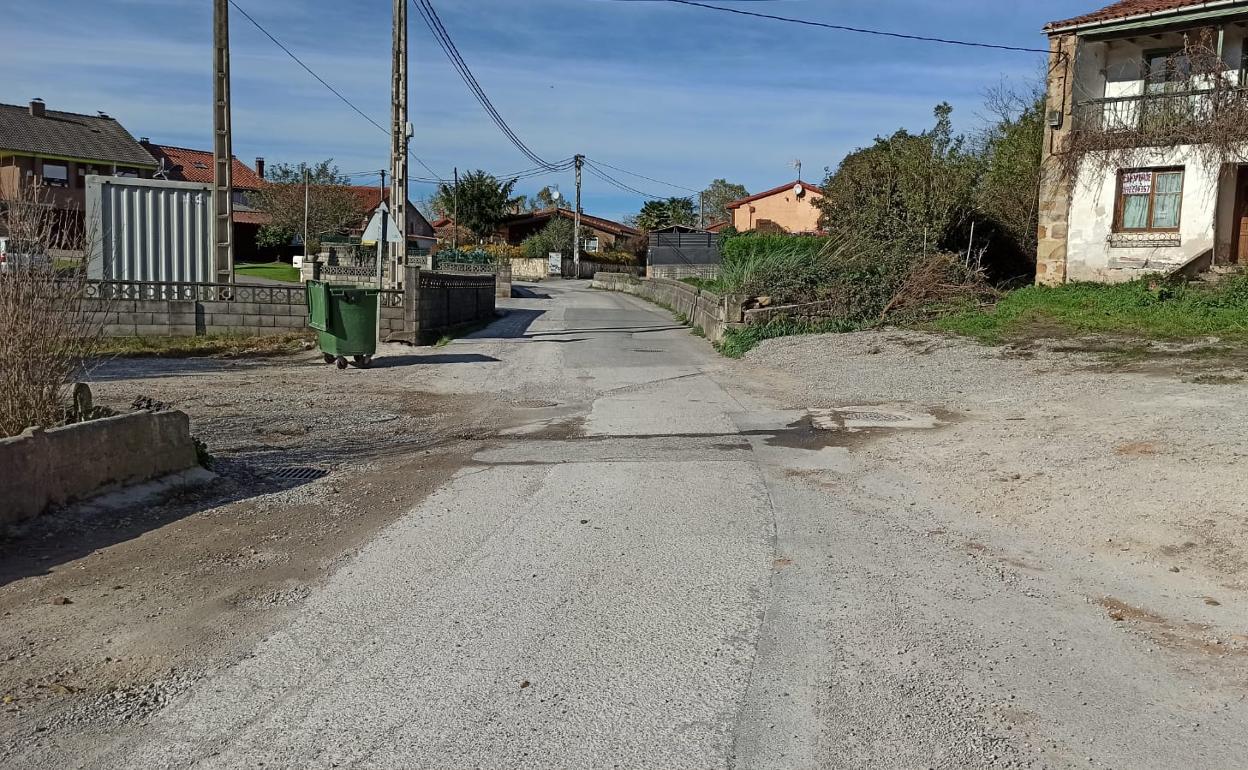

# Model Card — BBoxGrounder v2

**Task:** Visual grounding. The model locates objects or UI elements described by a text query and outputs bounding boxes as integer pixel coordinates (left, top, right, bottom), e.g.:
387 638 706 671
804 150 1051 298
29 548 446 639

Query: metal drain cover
269 467 330 481
808 407 938 432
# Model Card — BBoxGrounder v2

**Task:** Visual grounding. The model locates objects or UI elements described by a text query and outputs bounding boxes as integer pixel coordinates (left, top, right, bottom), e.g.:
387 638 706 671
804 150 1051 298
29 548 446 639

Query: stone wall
510 257 550 282
1036 32 1079 286
1 410 199 525
648 264 720 280
591 273 742 342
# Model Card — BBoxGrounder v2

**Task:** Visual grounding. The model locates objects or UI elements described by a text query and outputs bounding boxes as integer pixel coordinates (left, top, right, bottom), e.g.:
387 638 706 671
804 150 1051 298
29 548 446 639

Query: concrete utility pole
452 166 459 251
698 191 704 229
389 0 408 288
302 163 309 258
212 0 234 283
573 154 584 276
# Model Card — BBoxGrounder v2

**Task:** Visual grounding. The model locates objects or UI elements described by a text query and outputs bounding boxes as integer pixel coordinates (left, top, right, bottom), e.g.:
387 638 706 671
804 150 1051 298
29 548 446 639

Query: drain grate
837 411 911 423
268 466 330 481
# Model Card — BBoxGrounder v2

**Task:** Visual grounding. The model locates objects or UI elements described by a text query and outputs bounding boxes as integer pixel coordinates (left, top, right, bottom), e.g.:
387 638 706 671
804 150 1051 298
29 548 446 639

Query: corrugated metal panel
86 176 213 282
648 231 721 267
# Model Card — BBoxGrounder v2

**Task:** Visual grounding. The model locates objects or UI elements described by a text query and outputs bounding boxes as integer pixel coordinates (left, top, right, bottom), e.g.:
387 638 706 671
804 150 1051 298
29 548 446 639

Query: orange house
726 180 824 234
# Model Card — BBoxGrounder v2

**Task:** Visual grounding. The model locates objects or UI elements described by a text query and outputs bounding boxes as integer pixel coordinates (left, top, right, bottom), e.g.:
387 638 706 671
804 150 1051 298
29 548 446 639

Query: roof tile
1047 0 1228 31
0 102 156 167
142 143 264 189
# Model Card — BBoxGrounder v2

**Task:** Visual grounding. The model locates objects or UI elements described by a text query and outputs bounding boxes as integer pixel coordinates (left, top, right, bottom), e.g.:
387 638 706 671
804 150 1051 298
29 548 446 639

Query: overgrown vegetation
933 277 1248 343
0 183 103 438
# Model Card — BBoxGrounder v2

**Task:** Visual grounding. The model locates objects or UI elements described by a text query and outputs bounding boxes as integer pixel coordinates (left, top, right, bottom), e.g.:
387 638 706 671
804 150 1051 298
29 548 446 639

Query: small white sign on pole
548 251 562 276
1121 172 1152 196
361 202 403 245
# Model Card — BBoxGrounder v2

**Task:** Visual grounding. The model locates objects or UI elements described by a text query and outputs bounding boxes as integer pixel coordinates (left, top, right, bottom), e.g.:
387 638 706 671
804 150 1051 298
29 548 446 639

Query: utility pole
212 0 234 283
377 170 388 288
452 166 459 251
698 191 704 230
573 154 584 276
389 0 408 288
302 163 309 258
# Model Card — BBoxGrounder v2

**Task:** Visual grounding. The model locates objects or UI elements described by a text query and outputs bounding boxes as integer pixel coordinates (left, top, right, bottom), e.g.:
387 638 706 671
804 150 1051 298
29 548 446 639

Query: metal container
86 176 213 282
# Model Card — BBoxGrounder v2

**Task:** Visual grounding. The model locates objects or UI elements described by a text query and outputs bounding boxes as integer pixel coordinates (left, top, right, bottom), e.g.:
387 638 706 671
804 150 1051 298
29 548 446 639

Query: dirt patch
0 349 507 754
1095 596 1247 659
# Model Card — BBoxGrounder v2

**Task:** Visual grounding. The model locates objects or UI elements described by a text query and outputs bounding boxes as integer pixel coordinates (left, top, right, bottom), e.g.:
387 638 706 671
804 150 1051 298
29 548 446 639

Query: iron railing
83 279 307 304
1073 87 1248 134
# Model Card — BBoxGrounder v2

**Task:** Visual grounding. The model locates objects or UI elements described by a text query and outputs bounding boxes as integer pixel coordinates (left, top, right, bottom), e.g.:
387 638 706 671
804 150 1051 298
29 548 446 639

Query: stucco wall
1067 146 1224 281
1 410 199 525
730 189 823 233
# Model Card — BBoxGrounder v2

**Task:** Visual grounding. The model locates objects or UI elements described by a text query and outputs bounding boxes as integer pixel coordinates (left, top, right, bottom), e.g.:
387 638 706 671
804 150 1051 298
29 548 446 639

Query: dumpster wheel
353 355 373 369
335 356 348 370
322 353 335 364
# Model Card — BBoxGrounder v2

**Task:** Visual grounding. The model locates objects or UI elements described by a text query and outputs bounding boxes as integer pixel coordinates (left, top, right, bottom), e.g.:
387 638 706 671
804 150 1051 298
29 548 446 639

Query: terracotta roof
704 220 730 233
1046 0 1234 32
142 143 264 189
500 208 639 237
0 102 157 167
232 210 271 225
725 181 823 210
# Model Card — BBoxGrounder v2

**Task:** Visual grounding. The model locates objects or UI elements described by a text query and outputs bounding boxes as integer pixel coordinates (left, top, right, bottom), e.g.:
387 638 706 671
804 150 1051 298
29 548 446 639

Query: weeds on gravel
933 277 1248 343
716 318 868 358
97 332 313 358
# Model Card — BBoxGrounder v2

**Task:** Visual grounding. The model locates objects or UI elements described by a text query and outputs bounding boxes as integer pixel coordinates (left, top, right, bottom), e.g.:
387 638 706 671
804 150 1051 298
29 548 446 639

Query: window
41 163 68 187
1144 49 1190 94
583 236 600 253
1116 168 1184 232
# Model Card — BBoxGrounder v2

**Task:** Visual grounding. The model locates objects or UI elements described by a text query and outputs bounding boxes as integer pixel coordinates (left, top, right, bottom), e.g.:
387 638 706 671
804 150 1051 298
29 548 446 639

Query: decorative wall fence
648 264 720 280
393 268 497 344
435 262 512 298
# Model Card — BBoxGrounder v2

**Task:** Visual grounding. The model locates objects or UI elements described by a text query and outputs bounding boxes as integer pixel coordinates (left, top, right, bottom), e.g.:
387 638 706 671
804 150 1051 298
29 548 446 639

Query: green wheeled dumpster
306 280 381 369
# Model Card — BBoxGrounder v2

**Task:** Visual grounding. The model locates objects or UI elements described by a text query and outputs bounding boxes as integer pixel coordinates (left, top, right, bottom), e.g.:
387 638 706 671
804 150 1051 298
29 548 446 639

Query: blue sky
2 0 1096 221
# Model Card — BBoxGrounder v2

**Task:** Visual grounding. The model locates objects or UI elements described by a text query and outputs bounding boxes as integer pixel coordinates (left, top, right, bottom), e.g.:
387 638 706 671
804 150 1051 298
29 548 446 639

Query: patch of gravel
735 329 1248 587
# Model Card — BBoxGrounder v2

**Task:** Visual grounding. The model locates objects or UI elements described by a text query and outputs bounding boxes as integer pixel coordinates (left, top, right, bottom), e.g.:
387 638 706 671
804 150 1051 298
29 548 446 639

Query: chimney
139 136 150 144
29 99 45 118
255 157 265 180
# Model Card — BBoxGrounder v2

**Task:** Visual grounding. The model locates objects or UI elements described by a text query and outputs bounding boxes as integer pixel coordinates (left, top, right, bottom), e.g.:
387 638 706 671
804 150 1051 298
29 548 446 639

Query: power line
583 162 666 200
227 0 446 180
585 157 700 194
634 0 1052 55
412 0 563 170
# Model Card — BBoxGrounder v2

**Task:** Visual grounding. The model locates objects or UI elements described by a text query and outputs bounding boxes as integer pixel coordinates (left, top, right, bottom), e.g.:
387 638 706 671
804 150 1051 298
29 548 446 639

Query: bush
522 217 575 260
592 250 638 265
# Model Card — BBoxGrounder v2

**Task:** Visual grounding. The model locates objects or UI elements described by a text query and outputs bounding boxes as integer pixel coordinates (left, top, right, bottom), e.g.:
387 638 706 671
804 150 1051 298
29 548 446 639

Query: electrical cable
643 0 1053 55
413 0 564 170
228 0 447 180
584 157 700 193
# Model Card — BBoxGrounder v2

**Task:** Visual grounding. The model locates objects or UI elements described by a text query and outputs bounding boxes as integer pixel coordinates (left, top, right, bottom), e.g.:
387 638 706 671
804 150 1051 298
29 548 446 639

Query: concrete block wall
1 410 199 525
87 296 312 337
592 273 736 342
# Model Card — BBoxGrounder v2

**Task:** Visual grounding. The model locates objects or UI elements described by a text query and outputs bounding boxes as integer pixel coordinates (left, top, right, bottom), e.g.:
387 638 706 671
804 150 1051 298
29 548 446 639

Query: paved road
83 281 1248 769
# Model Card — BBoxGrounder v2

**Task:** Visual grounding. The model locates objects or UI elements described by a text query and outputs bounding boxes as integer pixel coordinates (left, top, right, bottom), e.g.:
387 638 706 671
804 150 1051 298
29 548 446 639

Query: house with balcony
1039 0 1248 283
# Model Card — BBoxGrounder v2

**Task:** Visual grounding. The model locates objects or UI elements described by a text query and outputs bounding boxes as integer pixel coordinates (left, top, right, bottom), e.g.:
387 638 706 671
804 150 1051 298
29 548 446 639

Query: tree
521 215 575 259
816 103 980 259
534 186 569 211
634 197 696 232
700 179 748 225
252 160 365 255
430 170 519 243
976 82 1046 266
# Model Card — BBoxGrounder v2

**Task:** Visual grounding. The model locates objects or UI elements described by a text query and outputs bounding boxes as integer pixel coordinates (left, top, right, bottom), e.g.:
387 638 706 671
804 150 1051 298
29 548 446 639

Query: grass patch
933 277 1248 344
97 332 312 358
236 261 301 283
716 318 867 358
1188 373 1244 385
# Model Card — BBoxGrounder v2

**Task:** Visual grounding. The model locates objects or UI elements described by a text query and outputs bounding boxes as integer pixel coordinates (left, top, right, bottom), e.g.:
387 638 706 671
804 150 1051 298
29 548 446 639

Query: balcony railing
1073 87 1248 135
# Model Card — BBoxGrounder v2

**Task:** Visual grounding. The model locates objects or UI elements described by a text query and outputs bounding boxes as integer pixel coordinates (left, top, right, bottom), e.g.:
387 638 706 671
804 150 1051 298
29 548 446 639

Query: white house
1038 0 1248 284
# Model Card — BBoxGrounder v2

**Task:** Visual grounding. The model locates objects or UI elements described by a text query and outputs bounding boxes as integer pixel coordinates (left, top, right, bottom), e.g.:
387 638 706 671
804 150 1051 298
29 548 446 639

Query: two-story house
0 100 157 218
1038 0 1248 283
